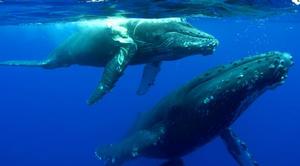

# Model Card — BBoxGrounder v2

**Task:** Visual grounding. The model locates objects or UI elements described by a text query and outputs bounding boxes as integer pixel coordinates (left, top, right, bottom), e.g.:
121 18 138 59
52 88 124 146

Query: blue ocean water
0 1 300 166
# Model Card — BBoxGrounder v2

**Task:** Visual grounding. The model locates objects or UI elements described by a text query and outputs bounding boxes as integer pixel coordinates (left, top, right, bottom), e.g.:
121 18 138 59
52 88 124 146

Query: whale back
49 25 120 67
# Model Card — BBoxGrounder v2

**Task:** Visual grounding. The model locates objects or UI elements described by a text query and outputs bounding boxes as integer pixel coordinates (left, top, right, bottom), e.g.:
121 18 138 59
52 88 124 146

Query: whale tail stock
96 127 165 166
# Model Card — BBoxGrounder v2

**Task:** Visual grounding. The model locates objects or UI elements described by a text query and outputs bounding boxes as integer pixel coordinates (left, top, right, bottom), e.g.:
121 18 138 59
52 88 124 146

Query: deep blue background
0 16 299 166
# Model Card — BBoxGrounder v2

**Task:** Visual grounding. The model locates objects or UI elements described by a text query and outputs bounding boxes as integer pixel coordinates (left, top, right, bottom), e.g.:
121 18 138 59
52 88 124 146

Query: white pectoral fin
87 36 137 105
137 61 162 95
220 128 259 166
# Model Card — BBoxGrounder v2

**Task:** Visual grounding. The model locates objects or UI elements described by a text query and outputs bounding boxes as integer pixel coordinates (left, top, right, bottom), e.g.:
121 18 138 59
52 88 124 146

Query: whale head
159 20 219 57
184 51 293 126
133 18 219 60
224 51 294 93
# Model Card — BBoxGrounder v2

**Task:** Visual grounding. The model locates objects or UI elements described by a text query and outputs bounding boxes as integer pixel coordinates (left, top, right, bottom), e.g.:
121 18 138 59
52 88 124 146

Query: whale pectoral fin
220 128 259 166
96 126 165 166
87 40 137 105
137 61 162 95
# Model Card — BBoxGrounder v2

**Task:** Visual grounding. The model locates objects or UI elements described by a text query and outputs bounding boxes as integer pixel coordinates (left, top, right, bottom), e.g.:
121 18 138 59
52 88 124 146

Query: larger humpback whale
96 51 293 166
0 18 218 105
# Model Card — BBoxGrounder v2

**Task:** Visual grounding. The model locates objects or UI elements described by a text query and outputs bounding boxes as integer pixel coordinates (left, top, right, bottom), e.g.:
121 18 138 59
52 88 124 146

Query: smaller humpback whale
96 51 293 166
0 18 218 105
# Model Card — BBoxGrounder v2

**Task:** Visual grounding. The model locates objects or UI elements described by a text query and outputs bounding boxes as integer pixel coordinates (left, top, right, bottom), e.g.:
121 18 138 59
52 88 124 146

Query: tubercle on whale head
178 51 294 128
132 18 219 59
184 51 293 112
159 21 219 57
240 51 294 89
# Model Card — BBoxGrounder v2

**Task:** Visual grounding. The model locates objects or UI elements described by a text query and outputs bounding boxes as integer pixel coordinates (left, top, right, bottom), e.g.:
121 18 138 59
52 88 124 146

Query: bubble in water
111 157 116 164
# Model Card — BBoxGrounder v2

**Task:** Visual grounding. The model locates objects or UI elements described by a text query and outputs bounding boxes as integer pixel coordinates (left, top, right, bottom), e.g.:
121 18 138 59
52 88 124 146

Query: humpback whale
0 18 218 105
96 51 293 166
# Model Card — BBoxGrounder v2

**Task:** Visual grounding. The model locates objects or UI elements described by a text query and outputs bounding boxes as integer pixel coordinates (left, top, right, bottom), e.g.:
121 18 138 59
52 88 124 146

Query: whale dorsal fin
137 61 162 95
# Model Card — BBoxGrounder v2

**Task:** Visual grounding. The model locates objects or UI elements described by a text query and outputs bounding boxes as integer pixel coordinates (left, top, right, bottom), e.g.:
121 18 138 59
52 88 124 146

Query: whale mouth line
170 30 216 41
181 35 218 46
173 32 218 47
